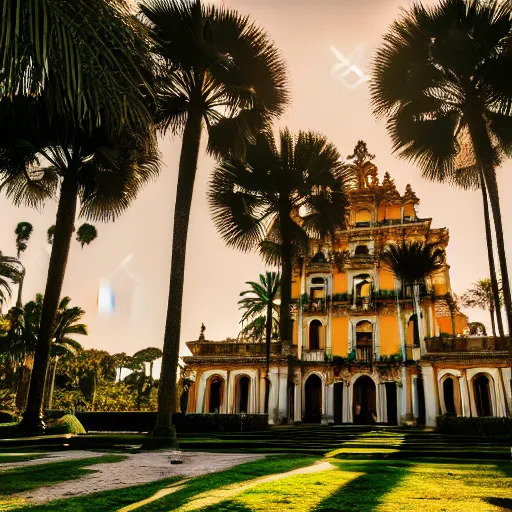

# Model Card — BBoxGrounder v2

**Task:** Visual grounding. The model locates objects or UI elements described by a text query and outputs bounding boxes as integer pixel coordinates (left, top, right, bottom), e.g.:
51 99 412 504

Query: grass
0 453 48 464
197 459 512 512
0 455 126 511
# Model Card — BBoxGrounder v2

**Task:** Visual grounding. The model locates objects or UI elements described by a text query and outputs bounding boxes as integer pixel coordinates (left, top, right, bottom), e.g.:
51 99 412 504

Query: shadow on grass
313 461 412 512
136 455 318 512
0 455 126 496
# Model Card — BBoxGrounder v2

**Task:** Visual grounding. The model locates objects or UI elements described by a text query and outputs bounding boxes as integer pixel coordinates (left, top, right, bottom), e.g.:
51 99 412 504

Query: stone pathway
14 451 265 505
0 450 105 471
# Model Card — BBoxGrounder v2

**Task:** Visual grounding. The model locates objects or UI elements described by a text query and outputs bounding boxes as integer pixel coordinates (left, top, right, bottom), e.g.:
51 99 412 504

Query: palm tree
140 0 289 438
0 97 159 433
238 272 280 414
14 222 33 308
46 297 86 409
1 0 154 136
0 252 23 311
371 0 512 337
76 224 98 249
381 241 444 355
461 278 501 337
209 129 349 350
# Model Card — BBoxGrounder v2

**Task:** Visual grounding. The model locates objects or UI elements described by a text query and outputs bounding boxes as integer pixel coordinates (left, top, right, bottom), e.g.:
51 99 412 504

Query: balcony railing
186 340 283 357
425 336 511 353
356 346 373 363
302 349 325 362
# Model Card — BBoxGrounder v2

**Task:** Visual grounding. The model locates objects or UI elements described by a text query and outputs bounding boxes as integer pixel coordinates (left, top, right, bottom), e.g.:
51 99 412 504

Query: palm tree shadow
313 461 412 512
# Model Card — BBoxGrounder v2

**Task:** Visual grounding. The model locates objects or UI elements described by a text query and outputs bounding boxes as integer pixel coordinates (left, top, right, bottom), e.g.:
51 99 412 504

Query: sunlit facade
182 144 512 426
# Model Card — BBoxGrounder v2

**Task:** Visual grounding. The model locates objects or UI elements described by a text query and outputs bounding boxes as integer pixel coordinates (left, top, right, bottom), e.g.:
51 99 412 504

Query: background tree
141 0 289 438
0 252 23 311
462 278 501 337
133 347 163 379
371 0 512 336
238 272 280 414
14 222 33 307
76 224 98 249
0 97 159 433
381 242 444 354
209 129 349 351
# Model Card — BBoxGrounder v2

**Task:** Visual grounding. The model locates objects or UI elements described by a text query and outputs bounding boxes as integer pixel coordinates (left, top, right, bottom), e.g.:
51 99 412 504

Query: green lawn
1 448 511 512
0 454 48 464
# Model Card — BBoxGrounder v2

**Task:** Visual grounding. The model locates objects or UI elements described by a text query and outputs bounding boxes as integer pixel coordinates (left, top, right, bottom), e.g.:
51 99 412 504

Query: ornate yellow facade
182 143 511 427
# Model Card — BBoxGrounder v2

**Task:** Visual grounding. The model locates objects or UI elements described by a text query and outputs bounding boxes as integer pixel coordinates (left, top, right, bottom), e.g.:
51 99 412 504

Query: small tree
238 272 280 414
76 224 98 249
461 279 501 337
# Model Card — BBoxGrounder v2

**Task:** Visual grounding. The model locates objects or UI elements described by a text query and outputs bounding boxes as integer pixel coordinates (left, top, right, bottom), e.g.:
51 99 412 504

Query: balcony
425 336 511 354
186 340 283 358
302 349 325 362
356 346 373 363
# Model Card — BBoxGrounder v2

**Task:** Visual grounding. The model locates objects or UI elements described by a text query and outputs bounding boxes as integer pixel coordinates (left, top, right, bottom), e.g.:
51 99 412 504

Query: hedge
0 411 17 424
47 414 86 435
436 415 512 438
74 412 269 433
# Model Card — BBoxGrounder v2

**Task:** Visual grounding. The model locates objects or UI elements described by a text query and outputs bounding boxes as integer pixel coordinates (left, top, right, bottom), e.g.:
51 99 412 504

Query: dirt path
0 450 106 471
16 451 265 504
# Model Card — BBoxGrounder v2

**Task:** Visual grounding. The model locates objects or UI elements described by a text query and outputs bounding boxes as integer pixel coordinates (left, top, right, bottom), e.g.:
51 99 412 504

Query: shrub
47 414 86 435
0 410 17 424
436 416 512 438
75 412 269 433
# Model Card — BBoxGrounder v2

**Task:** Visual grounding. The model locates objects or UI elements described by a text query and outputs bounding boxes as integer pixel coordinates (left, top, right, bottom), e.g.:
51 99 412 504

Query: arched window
355 209 372 227
309 320 322 350
474 374 492 417
309 276 327 300
356 321 373 362
355 245 369 256
443 377 456 415
354 274 372 301
207 376 224 413
236 375 250 414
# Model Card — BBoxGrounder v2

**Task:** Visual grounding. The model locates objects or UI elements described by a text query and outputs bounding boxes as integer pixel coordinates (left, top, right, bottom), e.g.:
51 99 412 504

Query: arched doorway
356 321 373 363
304 374 322 423
309 320 322 350
443 377 456 415
236 376 250 413
385 382 397 425
474 374 492 417
353 376 376 424
207 376 224 413
333 382 344 424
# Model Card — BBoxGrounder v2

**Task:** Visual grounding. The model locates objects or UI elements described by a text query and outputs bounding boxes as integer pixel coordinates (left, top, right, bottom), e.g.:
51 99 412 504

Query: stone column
294 370 302 422
324 382 334 424
343 382 353 423
459 372 470 417
378 383 387 424
422 365 437 427
226 371 234 414
399 366 412 425
277 367 288 424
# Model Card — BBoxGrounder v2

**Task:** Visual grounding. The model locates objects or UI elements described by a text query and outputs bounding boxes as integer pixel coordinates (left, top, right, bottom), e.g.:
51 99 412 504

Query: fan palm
0 252 23 310
238 272 281 414
140 0 289 438
381 241 444 355
461 278 502 337
14 222 33 308
0 96 159 433
371 0 512 336
0 0 155 135
209 129 349 347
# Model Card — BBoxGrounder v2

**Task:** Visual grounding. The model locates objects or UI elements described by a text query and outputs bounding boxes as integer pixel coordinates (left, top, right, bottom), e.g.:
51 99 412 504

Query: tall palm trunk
16 272 25 309
19 173 78 433
264 299 272 415
153 102 203 439
466 101 512 336
413 283 426 354
479 169 504 337
395 281 406 362
47 358 58 410
489 305 497 338
278 210 293 346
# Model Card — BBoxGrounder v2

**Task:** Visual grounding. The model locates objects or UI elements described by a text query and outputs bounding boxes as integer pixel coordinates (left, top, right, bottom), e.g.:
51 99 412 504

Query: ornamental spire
347 141 379 189
402 184 419 204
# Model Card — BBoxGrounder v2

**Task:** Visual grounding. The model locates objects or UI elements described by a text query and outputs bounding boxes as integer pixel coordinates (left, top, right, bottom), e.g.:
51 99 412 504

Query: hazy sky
1 0 511 362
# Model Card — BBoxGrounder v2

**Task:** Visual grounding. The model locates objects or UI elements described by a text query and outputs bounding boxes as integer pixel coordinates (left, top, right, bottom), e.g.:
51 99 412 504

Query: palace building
181 143 512 427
